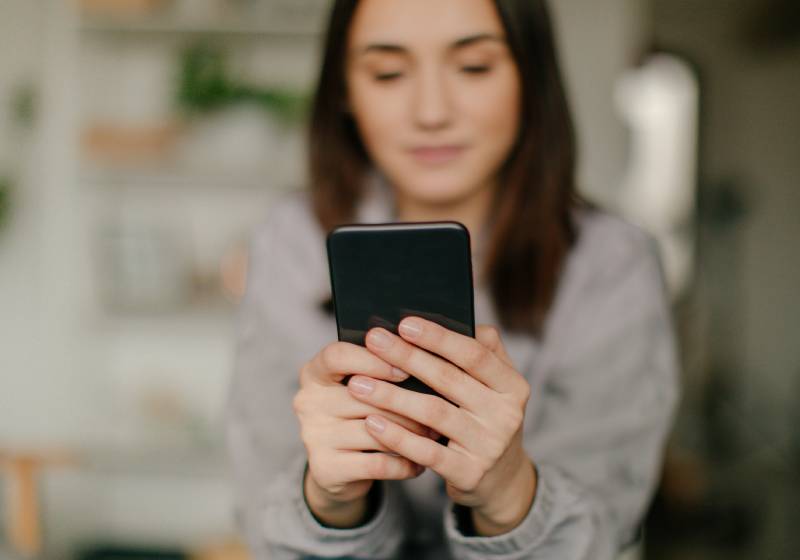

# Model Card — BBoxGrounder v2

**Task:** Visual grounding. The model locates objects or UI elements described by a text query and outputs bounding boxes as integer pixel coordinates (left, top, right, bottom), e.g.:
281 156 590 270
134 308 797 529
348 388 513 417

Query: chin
391 169 485 208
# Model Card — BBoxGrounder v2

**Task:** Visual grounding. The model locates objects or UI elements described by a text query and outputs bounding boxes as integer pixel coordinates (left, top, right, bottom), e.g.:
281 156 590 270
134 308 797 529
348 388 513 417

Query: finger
476 324 514 368
335 449 424 481
328 419 395 452
347 375 477 446
364 327 486 410
396 317 518 394
322 385 436 437
364 414 473 488
305 341 404 386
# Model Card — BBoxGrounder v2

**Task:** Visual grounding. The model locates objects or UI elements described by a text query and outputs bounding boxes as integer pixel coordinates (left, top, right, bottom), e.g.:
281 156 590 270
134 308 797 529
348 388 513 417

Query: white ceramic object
177 103 281 178
99 223 191 311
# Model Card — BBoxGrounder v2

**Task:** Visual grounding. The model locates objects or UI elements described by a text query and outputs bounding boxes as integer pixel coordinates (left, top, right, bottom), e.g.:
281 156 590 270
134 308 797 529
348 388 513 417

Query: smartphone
326 221 475 406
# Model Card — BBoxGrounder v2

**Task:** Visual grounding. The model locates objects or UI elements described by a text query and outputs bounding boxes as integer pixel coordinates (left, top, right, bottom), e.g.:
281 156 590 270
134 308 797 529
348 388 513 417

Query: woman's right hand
293 340 436 527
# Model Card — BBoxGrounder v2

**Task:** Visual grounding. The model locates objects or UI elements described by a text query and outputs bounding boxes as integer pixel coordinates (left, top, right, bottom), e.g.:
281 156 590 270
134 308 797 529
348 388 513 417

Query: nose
411 64 453 131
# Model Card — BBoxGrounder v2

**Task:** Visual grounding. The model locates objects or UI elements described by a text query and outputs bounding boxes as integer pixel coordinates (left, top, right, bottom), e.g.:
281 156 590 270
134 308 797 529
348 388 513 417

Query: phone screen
326 222 475 402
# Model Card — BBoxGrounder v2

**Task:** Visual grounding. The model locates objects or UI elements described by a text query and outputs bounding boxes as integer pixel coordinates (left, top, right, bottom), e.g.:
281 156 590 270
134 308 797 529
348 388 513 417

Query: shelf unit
78 0 330 38
75 1 321 311
33 0 327 552
81 165 278 190
80 15 322 37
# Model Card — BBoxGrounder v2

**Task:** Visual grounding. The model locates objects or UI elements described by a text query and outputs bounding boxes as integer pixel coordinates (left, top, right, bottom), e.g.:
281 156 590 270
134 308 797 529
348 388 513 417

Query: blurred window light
615 53 700 300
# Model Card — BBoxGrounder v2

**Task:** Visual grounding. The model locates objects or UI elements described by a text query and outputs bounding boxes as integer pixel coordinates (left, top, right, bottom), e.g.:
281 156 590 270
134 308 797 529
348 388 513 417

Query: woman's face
345 0 522 208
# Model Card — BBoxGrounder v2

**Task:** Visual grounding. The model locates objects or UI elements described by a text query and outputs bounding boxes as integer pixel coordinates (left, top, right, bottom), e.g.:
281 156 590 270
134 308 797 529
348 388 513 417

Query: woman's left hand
346 316 537 536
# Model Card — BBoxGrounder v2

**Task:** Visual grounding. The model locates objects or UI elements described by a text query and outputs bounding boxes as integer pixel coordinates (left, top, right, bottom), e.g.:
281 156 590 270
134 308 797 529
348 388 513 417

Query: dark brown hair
309 0 579 336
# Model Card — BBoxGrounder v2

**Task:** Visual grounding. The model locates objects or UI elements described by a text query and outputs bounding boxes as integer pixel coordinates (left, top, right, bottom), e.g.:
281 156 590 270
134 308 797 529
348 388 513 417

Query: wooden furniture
0 449 76 557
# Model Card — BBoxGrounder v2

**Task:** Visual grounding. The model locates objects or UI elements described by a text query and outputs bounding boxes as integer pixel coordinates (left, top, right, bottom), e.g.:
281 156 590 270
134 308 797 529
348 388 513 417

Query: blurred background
0 0 797 559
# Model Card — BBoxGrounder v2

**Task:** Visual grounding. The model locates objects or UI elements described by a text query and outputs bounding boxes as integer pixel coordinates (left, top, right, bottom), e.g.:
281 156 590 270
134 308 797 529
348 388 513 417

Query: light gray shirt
225 176 680 559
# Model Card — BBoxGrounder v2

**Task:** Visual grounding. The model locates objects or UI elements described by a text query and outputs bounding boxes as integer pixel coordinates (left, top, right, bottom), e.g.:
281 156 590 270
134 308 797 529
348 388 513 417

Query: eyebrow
358 33 506 56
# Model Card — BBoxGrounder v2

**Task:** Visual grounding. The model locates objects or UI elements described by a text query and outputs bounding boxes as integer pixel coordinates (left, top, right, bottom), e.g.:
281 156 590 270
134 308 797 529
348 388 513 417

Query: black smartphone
326 221 475 406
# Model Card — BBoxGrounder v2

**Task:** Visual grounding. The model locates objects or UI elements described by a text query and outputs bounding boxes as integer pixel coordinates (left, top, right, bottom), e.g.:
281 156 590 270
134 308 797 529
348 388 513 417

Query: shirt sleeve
443 224 681 559
224 198 411 559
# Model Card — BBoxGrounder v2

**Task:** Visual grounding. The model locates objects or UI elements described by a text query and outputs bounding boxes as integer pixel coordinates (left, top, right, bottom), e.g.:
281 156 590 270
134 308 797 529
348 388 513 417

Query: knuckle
299 362 314 387
291 392 304 414
498 403 524 434
463 343 490 371
429 323 446 345
373 383 392 408
434 362 459 395
462 466 485 492
298 422 316 449
306 451 322 473
309 452 335 487
383 424 402 446
420 441 443 468
480 325 500 346
368 453 391 479
425 395 450 425
516 380 532 405
397 341 415 364
509 404 525 427
320 343 345 371
484 434 506 464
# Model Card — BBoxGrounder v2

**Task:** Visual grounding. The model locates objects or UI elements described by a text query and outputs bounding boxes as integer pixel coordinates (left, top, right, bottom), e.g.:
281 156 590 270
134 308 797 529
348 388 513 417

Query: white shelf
81 165 279 190
79 15 323 38
94 299 236 333
83 443 228 478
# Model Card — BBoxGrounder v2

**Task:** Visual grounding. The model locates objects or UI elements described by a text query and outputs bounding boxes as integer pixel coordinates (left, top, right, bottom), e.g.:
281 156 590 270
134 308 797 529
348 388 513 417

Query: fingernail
399 319 422 339
367 329 392 350
391 367 409 381
348 376 375 395
366 415 386 433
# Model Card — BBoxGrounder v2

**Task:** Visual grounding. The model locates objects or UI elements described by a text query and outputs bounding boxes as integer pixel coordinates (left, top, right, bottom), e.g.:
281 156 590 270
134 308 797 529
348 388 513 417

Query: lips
409 145 466 164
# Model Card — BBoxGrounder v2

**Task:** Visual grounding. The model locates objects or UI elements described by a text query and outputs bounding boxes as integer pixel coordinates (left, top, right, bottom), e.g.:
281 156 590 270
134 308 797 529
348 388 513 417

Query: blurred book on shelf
82 122 182 168
1 449 78 558
81 0 172 19
79 0 330 35
96 222 193 313
191 539 250 560
74 538 250 560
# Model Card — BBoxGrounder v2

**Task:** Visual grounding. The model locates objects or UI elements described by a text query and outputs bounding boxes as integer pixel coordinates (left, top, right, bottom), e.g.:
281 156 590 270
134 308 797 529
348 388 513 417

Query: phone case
327 222 475 445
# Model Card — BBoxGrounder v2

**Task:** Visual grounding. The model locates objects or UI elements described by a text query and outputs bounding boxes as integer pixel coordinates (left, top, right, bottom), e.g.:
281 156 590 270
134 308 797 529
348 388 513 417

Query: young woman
225 1 679 559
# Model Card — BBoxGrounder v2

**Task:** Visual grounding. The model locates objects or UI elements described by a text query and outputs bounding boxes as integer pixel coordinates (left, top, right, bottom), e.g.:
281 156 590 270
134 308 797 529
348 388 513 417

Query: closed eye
461 65 491 74
374 72 403 82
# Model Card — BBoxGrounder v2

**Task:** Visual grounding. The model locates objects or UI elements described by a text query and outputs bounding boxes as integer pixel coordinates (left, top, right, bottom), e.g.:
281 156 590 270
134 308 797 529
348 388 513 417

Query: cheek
465 76 521 148
349 82 407 154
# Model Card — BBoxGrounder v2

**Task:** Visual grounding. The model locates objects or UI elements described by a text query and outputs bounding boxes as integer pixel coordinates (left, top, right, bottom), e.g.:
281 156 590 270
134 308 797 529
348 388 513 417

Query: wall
654 0 800 449
551 0 652 204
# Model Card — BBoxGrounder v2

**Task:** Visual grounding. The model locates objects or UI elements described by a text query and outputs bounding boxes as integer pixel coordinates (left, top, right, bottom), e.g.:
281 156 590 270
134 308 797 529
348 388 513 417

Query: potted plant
174 43 308 178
